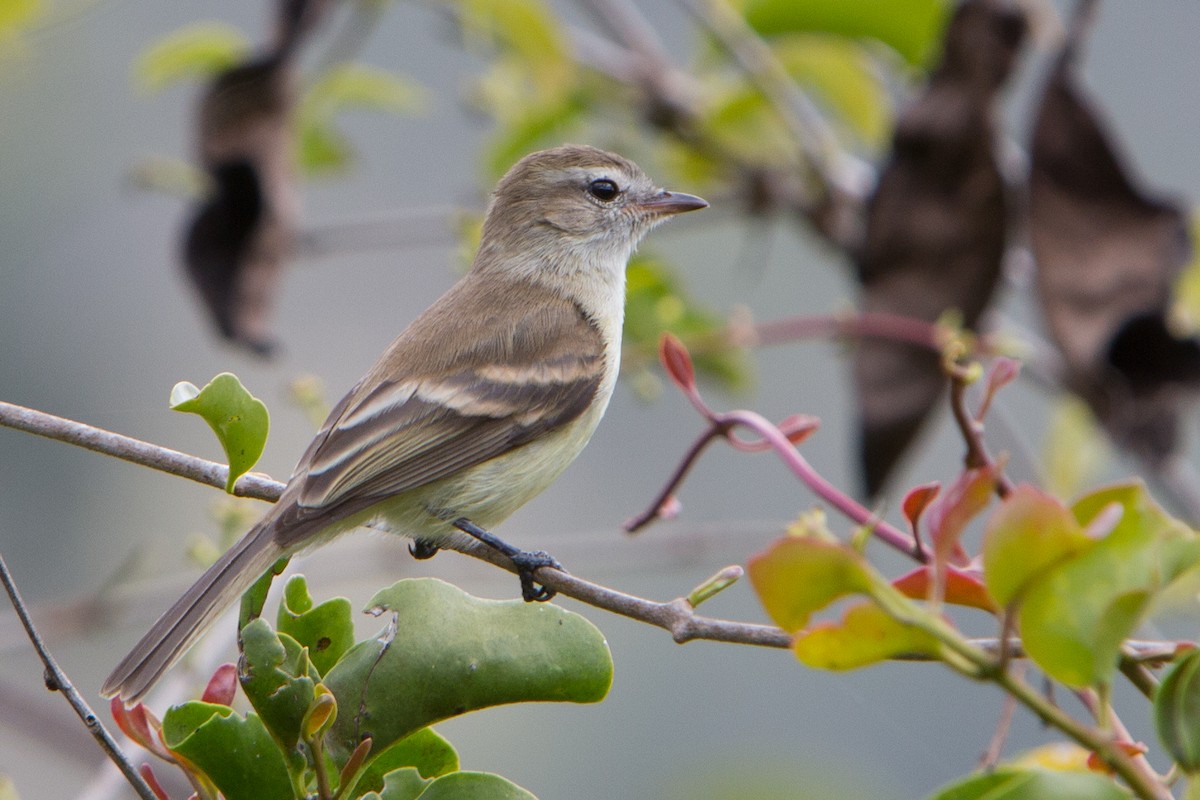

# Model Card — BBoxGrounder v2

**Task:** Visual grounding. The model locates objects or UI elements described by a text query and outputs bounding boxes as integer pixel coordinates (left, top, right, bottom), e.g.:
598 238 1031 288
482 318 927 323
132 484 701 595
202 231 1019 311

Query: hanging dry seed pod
853 0 1027 498
1030 0 1200 465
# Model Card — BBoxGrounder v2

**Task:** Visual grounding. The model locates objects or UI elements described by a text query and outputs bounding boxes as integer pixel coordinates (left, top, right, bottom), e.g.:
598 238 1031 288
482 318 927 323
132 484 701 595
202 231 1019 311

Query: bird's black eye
587 178 620 202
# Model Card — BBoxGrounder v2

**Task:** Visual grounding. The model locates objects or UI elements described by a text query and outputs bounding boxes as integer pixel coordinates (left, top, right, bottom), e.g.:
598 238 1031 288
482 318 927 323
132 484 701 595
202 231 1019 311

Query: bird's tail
102 520 285 704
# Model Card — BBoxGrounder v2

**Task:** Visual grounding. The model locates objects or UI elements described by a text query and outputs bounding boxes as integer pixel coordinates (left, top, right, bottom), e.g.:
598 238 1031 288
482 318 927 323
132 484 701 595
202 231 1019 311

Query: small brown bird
104 144 707 703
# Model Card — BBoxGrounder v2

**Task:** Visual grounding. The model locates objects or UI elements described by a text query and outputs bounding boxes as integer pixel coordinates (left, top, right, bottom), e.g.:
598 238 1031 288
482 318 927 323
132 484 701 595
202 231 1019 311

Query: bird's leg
409 539 440 560
451 517 563 602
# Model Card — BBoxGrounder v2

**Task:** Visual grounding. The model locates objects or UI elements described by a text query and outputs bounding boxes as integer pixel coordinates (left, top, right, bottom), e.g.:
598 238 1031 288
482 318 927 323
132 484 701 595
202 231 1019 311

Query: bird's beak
636 190 709 215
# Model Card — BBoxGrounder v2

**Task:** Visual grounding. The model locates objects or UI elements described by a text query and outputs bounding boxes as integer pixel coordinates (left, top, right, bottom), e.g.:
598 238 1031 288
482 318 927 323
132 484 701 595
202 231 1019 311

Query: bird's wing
283 276 606 524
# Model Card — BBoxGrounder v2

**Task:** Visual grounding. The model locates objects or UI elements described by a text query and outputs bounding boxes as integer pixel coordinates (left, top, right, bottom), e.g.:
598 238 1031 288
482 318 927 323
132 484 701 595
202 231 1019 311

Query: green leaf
982 484 1091 607
0 0 37 31
276 575 355 676
238 618 318 750
793 601 940 670
133 22 250 93
928 767 1128 799
483 91 587 180
1042 397 1111 499
322 579 612 762
0 0 37 49
304 63 425 119
1170 212 1200 336
161 702 295 800
1155 648 1200 772
770 33 891 148
354 729 460 796
418 771 538 800
623 256 751 393
747 536 873 632
171 372 269 492
741 0 951 66
372 768 430 799
460 0 574 100
298 120 354 176
1017 482 1200 687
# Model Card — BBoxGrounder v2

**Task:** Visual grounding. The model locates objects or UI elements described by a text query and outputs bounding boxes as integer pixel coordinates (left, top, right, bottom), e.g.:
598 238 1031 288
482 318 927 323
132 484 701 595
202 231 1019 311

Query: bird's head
476 144 707 281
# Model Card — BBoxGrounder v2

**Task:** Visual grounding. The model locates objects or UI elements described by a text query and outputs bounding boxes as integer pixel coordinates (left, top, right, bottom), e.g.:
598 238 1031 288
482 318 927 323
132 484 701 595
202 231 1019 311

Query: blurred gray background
4 1 1200 798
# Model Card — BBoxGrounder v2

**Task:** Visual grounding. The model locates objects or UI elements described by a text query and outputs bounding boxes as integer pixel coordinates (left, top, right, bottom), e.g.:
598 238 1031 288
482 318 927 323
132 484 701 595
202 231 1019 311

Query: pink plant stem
749 311 948 352
718 409 928 562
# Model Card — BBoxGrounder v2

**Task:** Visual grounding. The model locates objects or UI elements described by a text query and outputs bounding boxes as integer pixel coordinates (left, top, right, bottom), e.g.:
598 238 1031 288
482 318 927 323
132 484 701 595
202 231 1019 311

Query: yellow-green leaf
1042 397 1111 499
747 536 873 632
133 22 250 94
771 33 891 148
303 63 425 119
982 484 1091 608
794 601 940 670
742 0 951 66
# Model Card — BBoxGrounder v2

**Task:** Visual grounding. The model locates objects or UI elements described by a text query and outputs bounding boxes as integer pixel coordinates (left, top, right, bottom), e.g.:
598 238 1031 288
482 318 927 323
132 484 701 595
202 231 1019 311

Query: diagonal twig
0 551 158 800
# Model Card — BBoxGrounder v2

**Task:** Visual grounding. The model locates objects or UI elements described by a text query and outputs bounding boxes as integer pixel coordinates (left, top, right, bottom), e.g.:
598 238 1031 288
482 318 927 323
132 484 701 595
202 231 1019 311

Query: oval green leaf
928 766 1128 800
322 579 612 761
982 484 1090 607
161 702 294 800
418 771 538 800
1155 648 1200 772
171 372 269 492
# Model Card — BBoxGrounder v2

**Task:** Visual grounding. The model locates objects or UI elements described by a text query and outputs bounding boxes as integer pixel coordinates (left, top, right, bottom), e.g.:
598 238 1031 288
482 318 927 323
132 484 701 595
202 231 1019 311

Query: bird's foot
451 517 564 602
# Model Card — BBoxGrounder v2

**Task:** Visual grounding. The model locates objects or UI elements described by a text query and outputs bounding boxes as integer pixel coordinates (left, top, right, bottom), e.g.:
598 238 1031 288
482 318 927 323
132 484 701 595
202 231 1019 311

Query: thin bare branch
0 550 158 800
0 401 283 501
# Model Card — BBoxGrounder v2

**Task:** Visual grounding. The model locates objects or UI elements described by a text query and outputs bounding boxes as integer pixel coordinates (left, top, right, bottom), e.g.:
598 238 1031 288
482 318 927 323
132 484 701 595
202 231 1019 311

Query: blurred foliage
133 22 251 94
738 0 950 66
623 254 750 399
0 0 39 58
1042 397 1112 500
134 20 422 178
298 63 426 176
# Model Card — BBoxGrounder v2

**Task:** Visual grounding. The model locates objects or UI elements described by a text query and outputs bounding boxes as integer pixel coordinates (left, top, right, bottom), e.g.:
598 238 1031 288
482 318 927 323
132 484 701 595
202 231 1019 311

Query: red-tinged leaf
778 413 820 445
902 481 941 533
978 357 1021 419
201 663 238 706
747 536 874 632
659 333 695 391
927 465 998 568
113 700 177 762
982 484 1091 608
1085 741 1147 775
139 764 170 800
794 601 940 670
893 565 998 612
